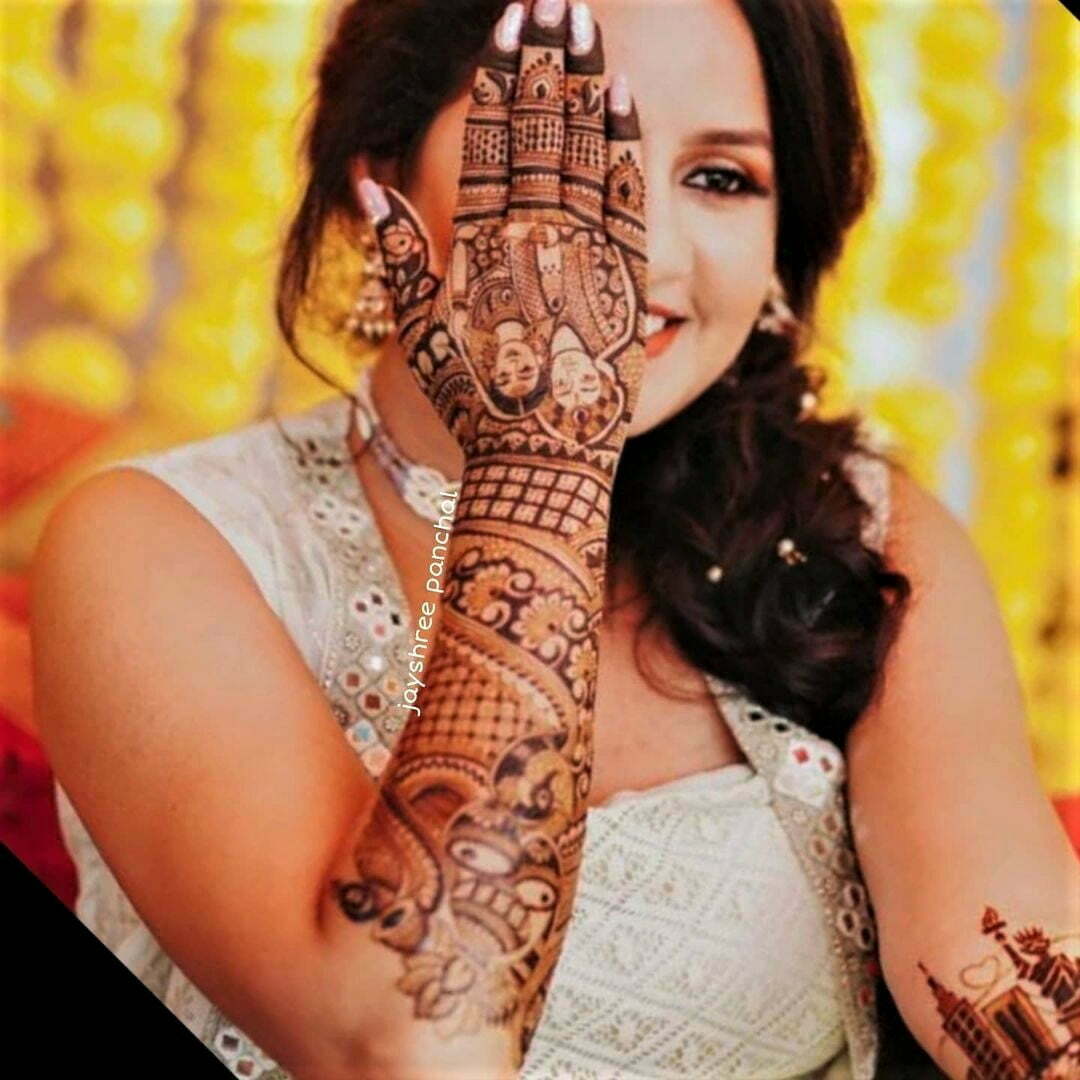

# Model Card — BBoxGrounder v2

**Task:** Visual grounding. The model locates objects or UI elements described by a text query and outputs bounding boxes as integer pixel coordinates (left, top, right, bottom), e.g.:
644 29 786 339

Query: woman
31 1 1078 1078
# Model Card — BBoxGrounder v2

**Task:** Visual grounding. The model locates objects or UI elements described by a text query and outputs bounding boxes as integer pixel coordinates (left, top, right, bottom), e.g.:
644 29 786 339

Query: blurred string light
821 0 1006 489
971 0 1079 796
2 2 65 281
2 1 68 388
141 0 335 434
7 1 196 414
45 1 192 330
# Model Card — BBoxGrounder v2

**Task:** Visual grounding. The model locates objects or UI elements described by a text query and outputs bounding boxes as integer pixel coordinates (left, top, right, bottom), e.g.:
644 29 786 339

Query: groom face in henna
377 0 778 436
493 338 542 400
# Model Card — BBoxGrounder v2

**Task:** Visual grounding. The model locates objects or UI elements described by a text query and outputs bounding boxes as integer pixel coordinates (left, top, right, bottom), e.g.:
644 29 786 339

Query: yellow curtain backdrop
2 0 1077 800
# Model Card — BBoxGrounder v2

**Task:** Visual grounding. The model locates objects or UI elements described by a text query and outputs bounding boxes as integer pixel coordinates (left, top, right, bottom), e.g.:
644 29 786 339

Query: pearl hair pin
777 537 809 565
706 533 810 585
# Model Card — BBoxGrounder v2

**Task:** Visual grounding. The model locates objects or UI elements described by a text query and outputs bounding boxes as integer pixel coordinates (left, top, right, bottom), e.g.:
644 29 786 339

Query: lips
644 304 687 359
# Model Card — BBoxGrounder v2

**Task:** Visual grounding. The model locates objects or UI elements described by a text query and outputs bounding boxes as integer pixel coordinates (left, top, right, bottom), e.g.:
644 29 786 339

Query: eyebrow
687 128 773 153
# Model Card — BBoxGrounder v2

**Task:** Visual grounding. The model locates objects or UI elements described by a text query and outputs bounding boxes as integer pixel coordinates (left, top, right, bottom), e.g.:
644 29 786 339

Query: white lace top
55 391 890 1080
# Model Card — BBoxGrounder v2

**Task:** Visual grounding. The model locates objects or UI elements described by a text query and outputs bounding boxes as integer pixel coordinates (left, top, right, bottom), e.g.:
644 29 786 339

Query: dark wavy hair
273 0 913 754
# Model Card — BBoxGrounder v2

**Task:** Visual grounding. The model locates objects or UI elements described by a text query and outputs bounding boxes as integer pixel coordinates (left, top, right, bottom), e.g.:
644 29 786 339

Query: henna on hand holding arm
323 1 647 1072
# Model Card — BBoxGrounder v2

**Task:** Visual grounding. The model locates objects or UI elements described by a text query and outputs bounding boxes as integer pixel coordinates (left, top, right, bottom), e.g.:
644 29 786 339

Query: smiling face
552 349 602 409
493 336 541 399
398 0 778 437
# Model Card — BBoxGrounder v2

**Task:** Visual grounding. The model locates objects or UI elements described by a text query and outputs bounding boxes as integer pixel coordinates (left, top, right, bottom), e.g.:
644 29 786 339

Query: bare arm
847 466 1080 1079
34 3 647 1078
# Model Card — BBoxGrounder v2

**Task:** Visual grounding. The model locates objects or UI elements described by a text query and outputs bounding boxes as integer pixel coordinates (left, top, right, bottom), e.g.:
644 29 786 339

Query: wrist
455 451 613 534
450 453 613 594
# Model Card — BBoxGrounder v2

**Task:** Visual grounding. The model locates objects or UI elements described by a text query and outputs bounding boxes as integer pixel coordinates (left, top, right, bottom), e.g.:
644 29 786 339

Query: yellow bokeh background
2 1 1077 797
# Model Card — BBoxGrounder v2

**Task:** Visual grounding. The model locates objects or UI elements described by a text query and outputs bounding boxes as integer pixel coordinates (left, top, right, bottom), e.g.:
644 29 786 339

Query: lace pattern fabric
54 393 891 1080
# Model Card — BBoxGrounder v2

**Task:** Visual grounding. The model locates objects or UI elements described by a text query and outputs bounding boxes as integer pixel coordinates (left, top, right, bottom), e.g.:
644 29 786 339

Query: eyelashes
682 165 771 199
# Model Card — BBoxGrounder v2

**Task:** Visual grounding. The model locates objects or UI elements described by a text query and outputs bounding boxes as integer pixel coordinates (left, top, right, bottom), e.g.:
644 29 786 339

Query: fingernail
568 2 594 55
357 177 389 224
495 2 525 50
534 0 565 28
610 72 631 115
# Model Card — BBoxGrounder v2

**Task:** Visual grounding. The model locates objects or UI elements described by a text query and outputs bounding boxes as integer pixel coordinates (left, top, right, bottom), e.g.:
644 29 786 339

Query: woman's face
399 0 777 437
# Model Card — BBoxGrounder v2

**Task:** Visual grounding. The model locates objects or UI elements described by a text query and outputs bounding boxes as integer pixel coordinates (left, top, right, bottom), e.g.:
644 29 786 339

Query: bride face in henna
400 0 778 437
552 350 602 409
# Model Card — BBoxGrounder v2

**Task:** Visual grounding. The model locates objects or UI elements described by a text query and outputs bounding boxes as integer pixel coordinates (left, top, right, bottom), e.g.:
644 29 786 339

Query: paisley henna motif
337 2 647 1064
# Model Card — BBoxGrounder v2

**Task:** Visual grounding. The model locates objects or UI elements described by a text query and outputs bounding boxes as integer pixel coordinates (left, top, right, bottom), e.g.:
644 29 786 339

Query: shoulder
31 460 278 663
30 419 294 696
878 459 988 598
844 456 1043 837
856 457 1017 715
841 447 981 590
39 402 340 620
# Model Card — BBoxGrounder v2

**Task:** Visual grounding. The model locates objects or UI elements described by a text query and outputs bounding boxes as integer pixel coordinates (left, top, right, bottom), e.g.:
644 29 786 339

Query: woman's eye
683 166 768 198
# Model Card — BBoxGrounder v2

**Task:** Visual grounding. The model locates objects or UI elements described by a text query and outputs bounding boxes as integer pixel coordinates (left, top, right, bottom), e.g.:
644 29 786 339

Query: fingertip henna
607 73 635 125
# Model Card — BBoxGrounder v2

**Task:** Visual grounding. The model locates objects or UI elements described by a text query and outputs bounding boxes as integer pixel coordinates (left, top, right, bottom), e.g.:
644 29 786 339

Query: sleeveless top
54 392 890 1080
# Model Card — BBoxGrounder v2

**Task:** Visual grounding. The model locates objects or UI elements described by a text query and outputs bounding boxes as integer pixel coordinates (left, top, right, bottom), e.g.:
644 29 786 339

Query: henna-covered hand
362 0 648 478
332 3 647 1069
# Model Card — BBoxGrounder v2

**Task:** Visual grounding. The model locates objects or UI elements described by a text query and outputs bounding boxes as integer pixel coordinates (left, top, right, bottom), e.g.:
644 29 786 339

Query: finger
359 180 443 355
453 2 524 227
603 73 647 303
561 3 606 229
508 0 569 220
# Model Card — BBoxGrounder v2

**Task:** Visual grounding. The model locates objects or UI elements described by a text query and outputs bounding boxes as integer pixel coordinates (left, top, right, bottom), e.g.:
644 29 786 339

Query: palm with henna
336 0 647 1067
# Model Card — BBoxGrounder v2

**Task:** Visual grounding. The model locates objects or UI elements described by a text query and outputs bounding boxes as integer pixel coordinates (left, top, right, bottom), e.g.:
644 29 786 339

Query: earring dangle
755 272 799 337
298 211 394 370
345 225 395 359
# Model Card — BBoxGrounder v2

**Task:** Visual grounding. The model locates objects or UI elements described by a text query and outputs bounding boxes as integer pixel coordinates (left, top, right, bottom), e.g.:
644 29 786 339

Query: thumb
356 178 444 343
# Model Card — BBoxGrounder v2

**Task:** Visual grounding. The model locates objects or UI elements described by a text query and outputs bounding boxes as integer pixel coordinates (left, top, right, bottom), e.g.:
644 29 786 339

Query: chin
625 343 733 439
622 319 738 438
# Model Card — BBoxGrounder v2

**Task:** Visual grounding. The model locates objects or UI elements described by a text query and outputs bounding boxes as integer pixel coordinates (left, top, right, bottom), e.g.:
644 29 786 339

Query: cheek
627 201 776 437
691 207 775 328
406 92 471 268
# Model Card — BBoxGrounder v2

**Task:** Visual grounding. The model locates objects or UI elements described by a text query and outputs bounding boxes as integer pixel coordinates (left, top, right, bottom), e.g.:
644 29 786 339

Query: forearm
317 449 612 1074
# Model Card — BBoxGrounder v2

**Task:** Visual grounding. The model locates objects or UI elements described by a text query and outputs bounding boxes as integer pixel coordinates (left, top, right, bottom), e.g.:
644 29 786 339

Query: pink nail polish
495 2 525 51
357 177 389 223
568 2 594 55
610 72 632 115
534 0 565 28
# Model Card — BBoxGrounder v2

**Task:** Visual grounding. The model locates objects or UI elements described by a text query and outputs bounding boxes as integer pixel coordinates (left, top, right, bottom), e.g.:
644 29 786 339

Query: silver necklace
349 367 461 524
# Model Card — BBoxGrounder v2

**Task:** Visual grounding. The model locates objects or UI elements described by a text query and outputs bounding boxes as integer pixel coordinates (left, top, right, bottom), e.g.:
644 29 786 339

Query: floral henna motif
336 2 647 1064
918 905 1080 1077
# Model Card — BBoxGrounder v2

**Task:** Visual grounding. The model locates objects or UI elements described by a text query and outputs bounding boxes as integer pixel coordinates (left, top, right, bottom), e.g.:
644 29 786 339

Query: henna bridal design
918 906 1080 1077
335 0 647 1062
